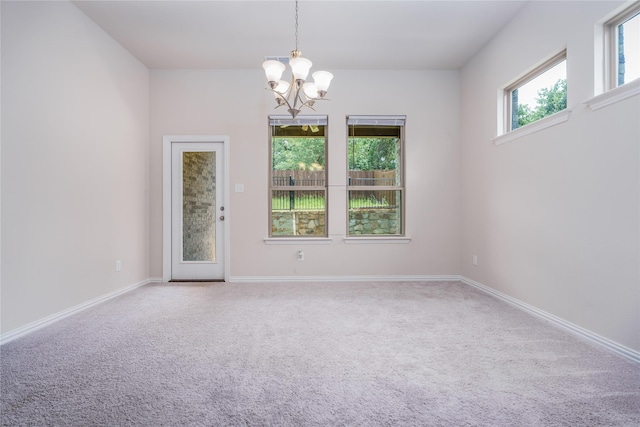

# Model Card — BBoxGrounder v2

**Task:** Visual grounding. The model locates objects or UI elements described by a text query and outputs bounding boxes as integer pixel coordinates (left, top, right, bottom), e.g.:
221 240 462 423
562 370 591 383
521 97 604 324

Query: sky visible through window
516 60 566 108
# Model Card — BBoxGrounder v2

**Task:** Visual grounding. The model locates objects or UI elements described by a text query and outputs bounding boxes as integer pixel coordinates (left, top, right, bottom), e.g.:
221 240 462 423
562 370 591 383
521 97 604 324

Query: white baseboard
460 276 640 364
0 277 161 345
229 275 461 283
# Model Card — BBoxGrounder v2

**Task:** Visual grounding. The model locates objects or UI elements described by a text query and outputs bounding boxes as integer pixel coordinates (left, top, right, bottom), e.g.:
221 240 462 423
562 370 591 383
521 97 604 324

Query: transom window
269 115 328 237
606 3 640 89
347 116 405 236
505 51 567 132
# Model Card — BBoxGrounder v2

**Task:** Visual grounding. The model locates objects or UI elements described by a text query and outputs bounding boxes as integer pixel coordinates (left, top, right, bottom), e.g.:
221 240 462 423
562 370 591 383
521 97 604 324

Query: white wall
1 1 150 334
461 1 640 351
150 69 462 278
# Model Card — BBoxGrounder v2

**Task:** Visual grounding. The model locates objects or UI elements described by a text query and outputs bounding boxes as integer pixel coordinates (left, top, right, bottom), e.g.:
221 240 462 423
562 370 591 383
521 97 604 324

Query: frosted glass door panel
182 152 216 262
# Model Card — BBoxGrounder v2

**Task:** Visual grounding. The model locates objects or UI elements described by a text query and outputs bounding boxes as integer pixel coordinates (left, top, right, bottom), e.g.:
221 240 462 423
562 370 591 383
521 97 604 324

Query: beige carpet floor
2 280 639 426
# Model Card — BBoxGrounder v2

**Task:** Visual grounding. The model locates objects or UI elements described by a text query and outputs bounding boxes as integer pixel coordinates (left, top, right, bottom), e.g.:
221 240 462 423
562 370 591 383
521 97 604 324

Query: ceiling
72 0 527 70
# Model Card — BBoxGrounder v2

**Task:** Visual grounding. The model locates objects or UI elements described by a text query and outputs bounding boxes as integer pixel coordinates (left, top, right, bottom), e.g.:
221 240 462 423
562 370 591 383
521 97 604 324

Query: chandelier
262 0 333 119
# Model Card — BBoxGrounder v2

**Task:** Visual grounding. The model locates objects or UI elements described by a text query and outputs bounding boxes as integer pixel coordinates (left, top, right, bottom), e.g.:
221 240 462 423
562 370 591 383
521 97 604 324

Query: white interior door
171 142 225 280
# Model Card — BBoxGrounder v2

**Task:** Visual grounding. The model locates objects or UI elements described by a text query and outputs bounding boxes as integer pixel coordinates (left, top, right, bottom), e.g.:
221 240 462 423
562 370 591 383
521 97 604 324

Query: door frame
163 135 230 282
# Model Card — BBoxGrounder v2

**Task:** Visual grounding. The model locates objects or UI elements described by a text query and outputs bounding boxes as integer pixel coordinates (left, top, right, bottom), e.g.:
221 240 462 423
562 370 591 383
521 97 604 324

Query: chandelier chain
294 0 299 52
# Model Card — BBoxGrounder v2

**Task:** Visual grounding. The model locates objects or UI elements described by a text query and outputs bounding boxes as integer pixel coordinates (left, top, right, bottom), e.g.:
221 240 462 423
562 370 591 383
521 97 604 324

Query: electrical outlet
115 260 122 271
473 255 478 266
297 250 304 262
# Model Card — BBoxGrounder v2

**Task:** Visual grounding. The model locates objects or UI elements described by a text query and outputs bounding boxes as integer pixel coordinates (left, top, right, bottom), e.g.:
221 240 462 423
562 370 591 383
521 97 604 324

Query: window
347 116 405 236
269 115 327 237
606 3 640 89
505 51 567 132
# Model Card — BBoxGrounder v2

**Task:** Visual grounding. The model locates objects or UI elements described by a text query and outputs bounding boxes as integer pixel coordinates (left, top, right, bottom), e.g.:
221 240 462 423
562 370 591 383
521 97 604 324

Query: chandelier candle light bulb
263 60 286 86
262 0 333 118
312 71 333 97
289 55 312 81
303 82 318 99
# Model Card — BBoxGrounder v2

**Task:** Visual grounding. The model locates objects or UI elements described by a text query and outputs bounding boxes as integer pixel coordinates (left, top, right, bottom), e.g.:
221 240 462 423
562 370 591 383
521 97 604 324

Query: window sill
343 236 412 244
493 109 571 146
584 79 640 111
264 237 332 245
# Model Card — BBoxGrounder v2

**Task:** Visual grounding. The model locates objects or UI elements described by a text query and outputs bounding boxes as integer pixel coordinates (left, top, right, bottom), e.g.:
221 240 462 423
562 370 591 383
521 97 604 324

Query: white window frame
345 115 406 239
503 50 567 134
585 2 640 111
494 50 571 145
267 115 329 239
604 2 640 90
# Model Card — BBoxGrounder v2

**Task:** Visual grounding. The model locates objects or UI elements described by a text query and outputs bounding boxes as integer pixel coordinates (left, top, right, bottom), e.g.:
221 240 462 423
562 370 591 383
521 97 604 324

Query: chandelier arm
300 97 326 110
291 85 305 109
300 101 317 112
265 88 294 111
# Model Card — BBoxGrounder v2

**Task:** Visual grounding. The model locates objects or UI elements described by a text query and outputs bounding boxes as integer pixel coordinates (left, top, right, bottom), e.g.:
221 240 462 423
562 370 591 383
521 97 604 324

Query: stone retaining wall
272 208 399 236
272 211 325 236
349 208 399 235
